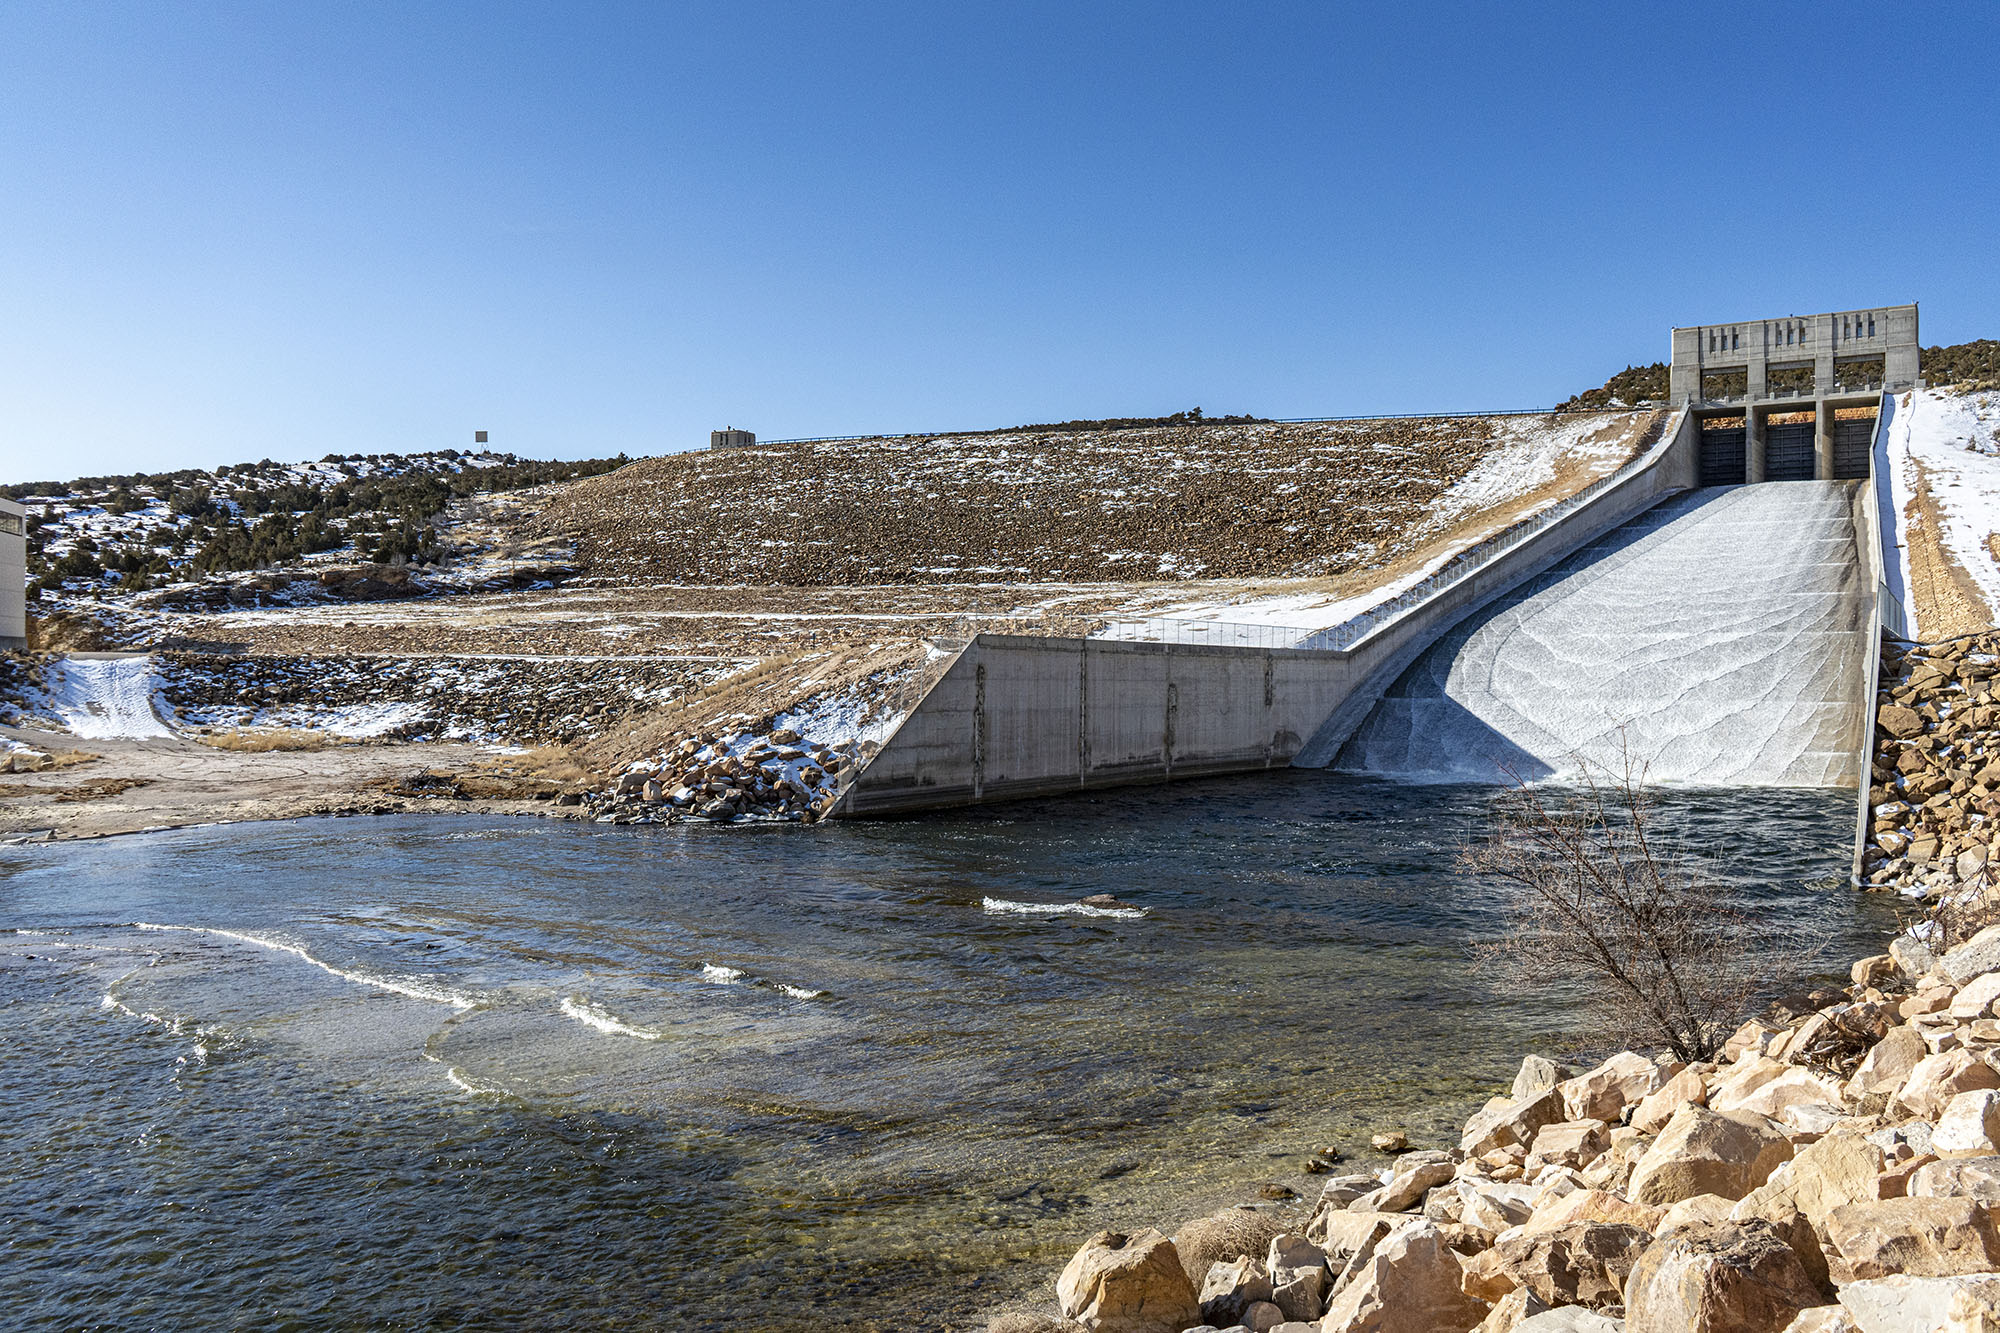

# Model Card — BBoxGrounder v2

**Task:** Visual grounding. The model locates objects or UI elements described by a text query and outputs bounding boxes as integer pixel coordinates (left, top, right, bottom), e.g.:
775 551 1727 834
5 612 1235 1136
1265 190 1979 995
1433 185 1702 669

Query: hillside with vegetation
13 451 625 599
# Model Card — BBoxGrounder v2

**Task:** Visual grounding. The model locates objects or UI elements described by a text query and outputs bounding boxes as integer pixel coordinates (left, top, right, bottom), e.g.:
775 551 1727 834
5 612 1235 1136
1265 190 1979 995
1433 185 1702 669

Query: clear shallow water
0 774 1894 1331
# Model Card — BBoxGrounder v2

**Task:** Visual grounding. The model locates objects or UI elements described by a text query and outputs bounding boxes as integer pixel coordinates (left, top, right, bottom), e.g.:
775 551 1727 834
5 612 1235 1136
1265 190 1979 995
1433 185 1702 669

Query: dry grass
52 776 151 803
48 749 100 768
479 744 598 785
196 728 340 752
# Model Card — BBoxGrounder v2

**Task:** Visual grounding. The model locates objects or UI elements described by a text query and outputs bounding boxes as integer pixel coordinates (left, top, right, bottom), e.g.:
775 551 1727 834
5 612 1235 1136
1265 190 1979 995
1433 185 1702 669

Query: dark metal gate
1765 421 1817 481
1699 425 1746 486
1832 417 1875 479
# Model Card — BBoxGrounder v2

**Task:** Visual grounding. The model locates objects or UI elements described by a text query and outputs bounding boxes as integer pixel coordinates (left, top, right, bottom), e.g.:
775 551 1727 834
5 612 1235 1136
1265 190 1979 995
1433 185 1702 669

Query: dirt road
0 725 569 841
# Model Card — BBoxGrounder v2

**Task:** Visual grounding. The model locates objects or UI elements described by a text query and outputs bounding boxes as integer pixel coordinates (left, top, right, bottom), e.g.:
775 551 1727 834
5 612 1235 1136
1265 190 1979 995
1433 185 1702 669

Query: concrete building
710 429 757 450
0 497 26 650
1670 304 1919 485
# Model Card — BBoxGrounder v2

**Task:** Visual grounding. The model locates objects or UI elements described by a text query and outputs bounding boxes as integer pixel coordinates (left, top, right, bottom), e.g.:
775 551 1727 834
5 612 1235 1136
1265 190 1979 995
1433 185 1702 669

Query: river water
0 775 1895 1331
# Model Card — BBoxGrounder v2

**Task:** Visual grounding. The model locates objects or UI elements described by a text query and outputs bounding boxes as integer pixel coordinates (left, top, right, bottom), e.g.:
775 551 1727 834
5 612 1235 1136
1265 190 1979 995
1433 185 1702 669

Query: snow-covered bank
33 657 173 740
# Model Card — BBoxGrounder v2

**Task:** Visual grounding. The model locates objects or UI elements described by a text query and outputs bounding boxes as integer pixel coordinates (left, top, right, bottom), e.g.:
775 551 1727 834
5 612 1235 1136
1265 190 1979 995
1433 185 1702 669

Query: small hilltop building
0 497 25 649
710 428 757 450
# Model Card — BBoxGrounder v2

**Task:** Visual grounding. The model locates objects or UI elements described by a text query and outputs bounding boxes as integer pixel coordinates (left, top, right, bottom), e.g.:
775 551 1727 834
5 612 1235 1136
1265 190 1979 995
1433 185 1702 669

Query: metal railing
1088 617 1316 650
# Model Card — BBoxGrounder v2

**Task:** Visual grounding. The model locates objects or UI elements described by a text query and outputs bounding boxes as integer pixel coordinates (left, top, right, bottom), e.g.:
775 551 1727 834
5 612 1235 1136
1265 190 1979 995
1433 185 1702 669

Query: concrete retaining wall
834 410 1703 816
1852 392 1903 884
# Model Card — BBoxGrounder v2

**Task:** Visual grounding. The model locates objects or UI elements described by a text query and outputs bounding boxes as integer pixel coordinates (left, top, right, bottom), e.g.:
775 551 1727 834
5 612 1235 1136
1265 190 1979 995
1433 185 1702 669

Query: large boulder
1822 1196 2000 1282
1628 1106 1795 1205
1893 1050 2000 1120
1939 924 2000 985
1471 1287 1549 1333
1454 1178 1543 1233
1909 1154 2000 1203
1055 1229 1201 1333
1777 1307 1856 1332
1524 1120 1610 1173
1632 1065 1709 1134
1463 1088 1565 1158
1319 1220 1489 1333
1849 1026 1927 1098
1520 1186 1663 1237
1712 1066 1848 1121
1350 1157 1455 1214
1512 1312 1624 1332
1623 1219 1826 1333
1264 1233 1326 1323
1933 1089 2000 1155
1173 1207 1289 1285
1490 1220 1650 1307
1732 1132 1884 1229
1197 1255 1271 1327
1512 1055 1566 1101
1836 1272 2000 1331
1559 1051 1673 1122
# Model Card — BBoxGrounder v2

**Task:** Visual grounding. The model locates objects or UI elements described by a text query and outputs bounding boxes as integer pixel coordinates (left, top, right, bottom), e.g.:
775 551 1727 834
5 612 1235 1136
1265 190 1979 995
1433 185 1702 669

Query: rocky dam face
1336 481 1872 786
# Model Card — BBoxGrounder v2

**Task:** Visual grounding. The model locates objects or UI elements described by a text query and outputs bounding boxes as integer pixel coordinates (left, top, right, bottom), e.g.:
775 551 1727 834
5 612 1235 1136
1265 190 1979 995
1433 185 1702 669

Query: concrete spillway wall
835 409 1707 816
1333 482 1872 786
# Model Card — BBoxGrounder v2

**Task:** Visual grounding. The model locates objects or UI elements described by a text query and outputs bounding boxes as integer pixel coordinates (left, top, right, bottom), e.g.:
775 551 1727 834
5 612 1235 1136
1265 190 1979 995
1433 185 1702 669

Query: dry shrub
481 744 597 785
197 728 336 752
1460 755 1799 1064
47 750 100 769
1171 1207 1289 1285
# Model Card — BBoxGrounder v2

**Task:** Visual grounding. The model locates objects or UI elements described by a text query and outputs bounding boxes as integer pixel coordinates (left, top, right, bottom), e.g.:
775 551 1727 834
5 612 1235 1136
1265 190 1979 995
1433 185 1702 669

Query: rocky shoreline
1009 912 2000 1333
999 632 2000 1333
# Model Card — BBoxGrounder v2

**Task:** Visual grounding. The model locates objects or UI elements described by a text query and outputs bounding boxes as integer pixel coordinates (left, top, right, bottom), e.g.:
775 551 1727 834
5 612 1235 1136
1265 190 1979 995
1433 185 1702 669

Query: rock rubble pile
580 728 864 825
155 651 723 746
1862 633 2000 899
535 414 1655 587
1016 919 2000 1333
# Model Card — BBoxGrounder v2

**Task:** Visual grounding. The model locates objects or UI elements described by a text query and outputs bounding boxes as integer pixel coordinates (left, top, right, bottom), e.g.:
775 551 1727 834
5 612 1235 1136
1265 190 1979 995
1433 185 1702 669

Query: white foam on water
558 995 663 1041
444 1066 507 1097
980 896 1147 920
700 963 744 984
134 922 478 1011
773 983 825 1000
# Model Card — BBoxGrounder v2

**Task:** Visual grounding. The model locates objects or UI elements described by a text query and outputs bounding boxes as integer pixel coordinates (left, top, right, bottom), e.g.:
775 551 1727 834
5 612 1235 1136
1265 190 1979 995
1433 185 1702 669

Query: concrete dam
1329 482 1871 786
834 305 1915 821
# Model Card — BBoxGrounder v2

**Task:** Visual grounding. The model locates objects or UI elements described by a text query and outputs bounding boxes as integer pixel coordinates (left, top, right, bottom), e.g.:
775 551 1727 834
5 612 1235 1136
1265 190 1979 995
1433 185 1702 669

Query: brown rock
1628 1106 1795 1205
1909 1154 2000 1203
1823 1196 2000 1282
1491 1220 1650 1307
1520 1186 1663 1238
1055 1228 1200 1333
1461 1088 1564 1158
1624 1219 1826 1333
1633 1065 1710 1134
1879 705 1926 739
1850 1025 1929 1098
1524 1119 1610 1173
1558 1050 1674 1123
1894 1050 2000 1119
1318 1220 1489 1333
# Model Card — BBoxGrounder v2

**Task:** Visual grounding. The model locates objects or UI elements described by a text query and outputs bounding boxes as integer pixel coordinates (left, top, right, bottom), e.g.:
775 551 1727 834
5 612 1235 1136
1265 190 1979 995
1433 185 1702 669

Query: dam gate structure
835 309 1911 828
1673 304 1917 486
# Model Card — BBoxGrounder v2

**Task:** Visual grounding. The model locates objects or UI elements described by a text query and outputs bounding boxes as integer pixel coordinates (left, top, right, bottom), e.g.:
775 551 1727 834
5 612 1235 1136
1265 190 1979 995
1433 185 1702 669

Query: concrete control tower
1669 304 1919 485
0 498 25 649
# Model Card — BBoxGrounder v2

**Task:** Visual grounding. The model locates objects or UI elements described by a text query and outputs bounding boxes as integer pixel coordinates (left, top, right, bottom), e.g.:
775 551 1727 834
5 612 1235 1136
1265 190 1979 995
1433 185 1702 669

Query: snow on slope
1885 388 2000 621
36 658 174 739
1112 412 1650 635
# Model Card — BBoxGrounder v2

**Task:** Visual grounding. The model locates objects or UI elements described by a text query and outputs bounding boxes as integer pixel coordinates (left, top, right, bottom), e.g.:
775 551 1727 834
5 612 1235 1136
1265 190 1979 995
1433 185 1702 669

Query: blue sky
3 3 1996 478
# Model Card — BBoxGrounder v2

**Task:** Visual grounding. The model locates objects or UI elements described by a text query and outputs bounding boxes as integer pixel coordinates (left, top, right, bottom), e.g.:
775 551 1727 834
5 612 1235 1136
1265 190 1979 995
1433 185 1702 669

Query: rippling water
0 774 1895 1331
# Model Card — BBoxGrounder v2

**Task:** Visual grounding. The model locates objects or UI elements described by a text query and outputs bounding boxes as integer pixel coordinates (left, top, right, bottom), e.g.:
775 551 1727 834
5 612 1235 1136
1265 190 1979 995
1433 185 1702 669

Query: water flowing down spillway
1336 482 1871 786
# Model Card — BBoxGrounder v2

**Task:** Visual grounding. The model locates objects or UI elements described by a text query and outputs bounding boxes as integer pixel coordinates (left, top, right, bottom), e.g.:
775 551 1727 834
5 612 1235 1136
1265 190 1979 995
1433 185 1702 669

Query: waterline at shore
0 774 1890 1331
